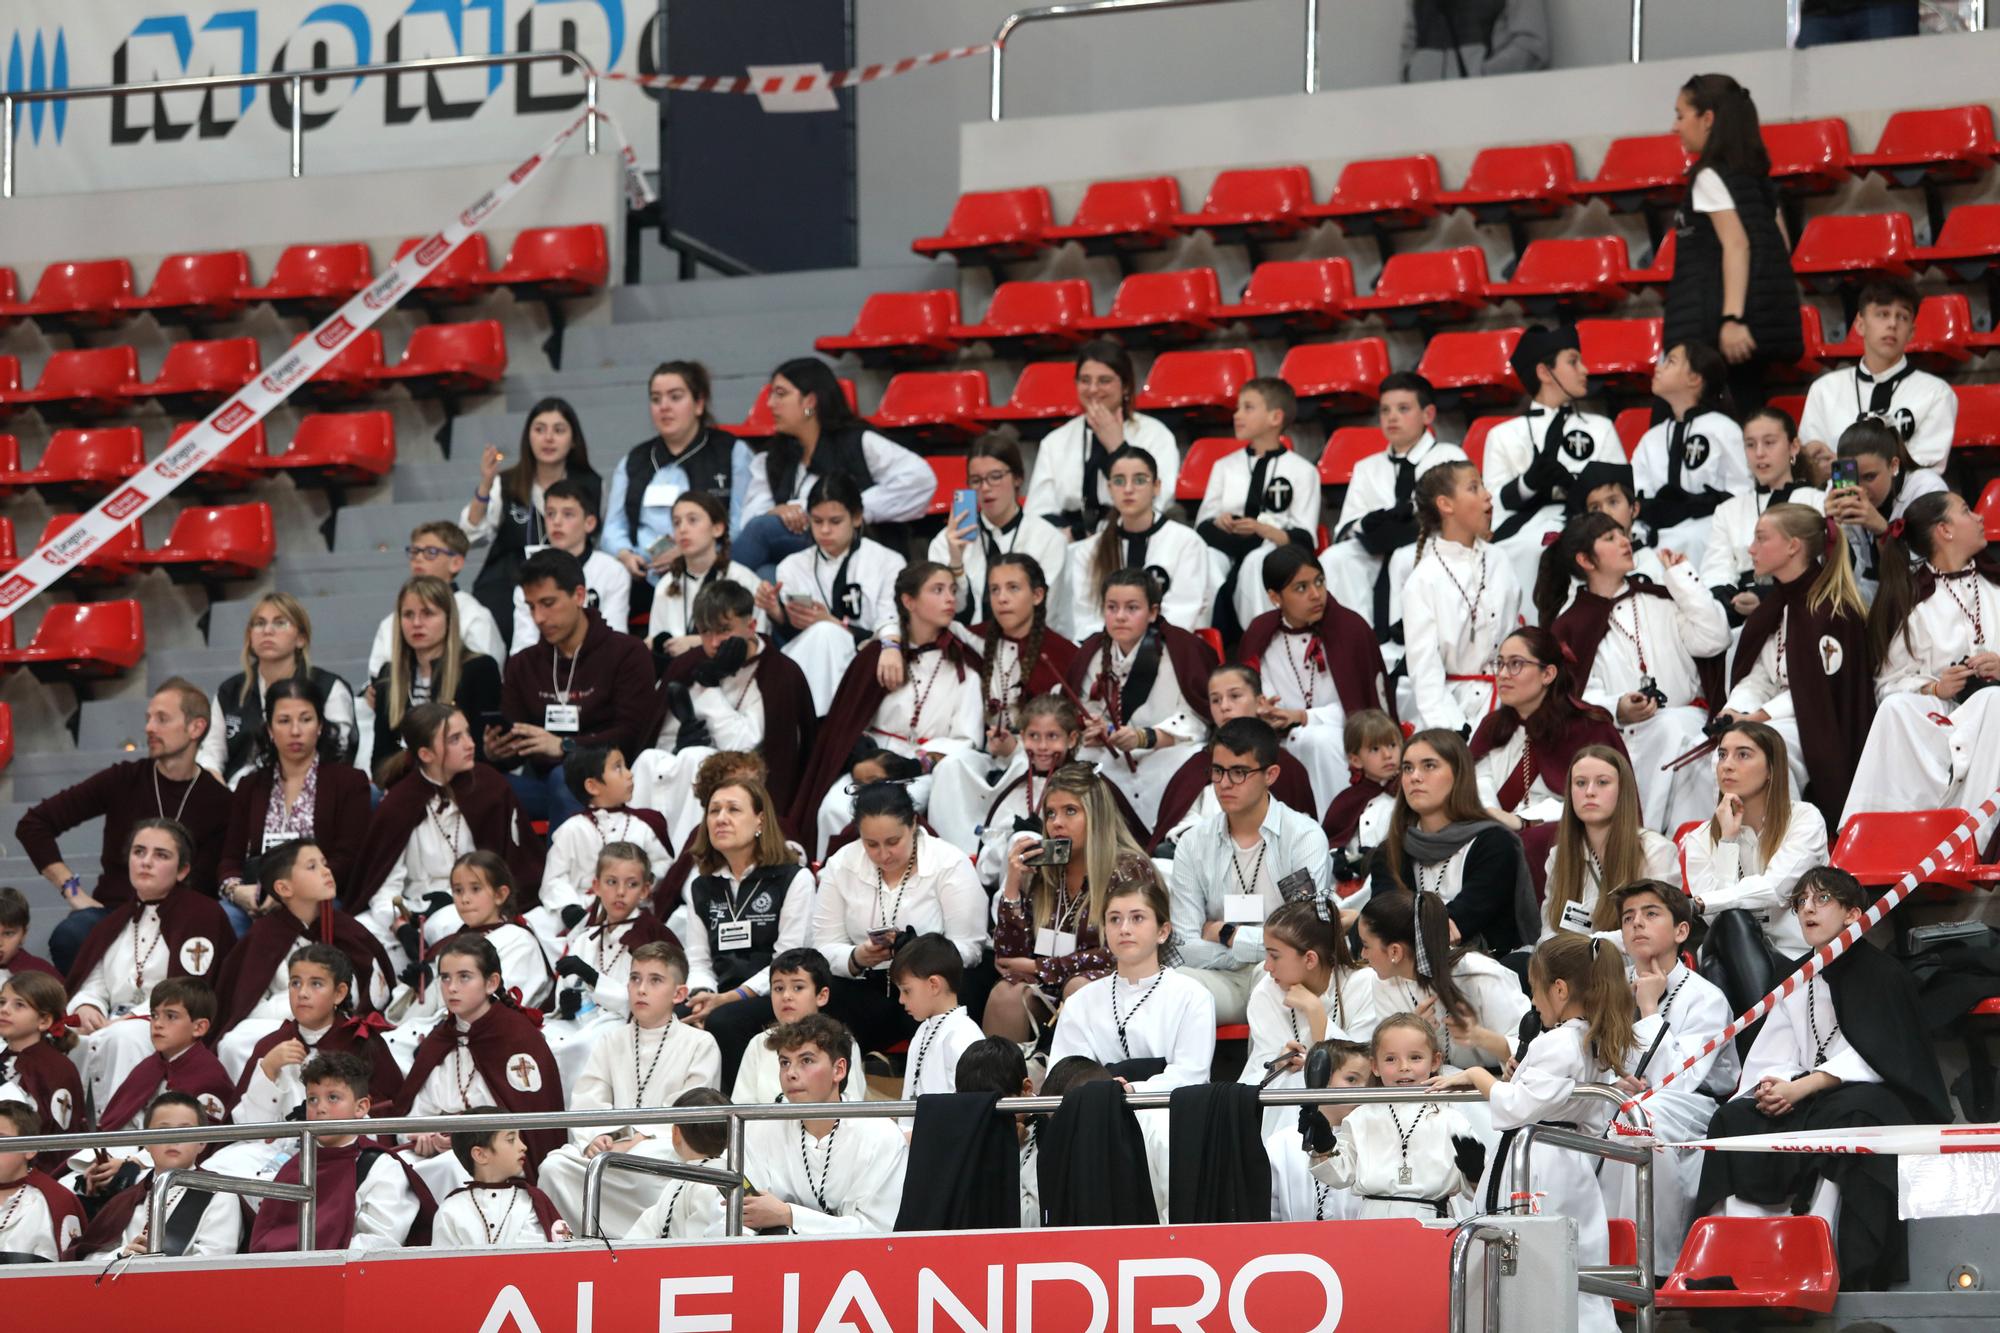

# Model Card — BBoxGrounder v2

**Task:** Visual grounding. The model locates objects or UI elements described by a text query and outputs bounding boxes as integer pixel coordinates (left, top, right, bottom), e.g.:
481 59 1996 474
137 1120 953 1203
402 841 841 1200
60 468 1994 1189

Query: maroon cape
1066 624 1219 734
210 905 395 1039
661 635 816 816
16 1171 83 1256
1552 578 1726 713
971 623 1079 716
249 1137 436 1251
348 763 543 914
4 1039 85 1171
789 636 983 846
651 846 696 921
1469 702 1628 812
442 1179 566 1241
216 761 374 890
395 1001 564 1177
1147 747 1316 852
1323 771 1396 848
4 951 60 980
1731 561 1875 824
234 1015 403 1107
99 1043 240 1132
568 906 678 952
68 1173 154 1259
64 888 234 997
1235 604 1394 719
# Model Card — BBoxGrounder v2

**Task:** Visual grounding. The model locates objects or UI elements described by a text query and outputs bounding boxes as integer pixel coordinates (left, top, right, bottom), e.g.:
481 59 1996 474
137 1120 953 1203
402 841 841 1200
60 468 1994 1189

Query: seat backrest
165 502 276 554
1588 133 1691 183
1869 104 1997 159
173 419 269 470
943 187 1052 239
1932 201 2000 248
1370 246 1488 298
289 411 397 468
0 434 19 474
1831 808 1974 885
980 279 1094 327
0 515 14 562
1763 117 1853 175
264 242 373 290
1001 361 1081 414
28 258 136 310
877 369 988 416
1279 338 1392 394
1069 177 1181 230
37 512 141 559
156 337 261 384
1317 427 1387 484
1577 316 1664 369
1512 236 1628 285
1672 1216 1836 1292
1415 330 1523 389
1458 142 1575 195
1460 416 1508 471
499 225 610 281
1613 408 1651 457
925 455 967 515
396 319 506 369
1794 211 1917 263
40 426 145 477
1911 294 1972 349
1175 437 1243 501
1106 268 1220 317
35 346 140 394
144 251 253 302
395 233 494 282
850 289 959 337
1142 348 1256 399
0 356 19 394
30 599 144 659
1330 155 1441 209
1196 165 1313 217
1242 258 1354 305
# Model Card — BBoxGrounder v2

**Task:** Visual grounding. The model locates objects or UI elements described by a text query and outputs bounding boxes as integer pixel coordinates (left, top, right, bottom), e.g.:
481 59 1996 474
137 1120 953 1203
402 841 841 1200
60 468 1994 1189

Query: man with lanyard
15 681 232 971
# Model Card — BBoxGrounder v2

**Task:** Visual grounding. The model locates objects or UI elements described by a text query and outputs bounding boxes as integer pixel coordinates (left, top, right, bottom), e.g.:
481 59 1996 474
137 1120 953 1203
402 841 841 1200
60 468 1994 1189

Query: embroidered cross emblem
185 940 210 972
511 1056 537 1086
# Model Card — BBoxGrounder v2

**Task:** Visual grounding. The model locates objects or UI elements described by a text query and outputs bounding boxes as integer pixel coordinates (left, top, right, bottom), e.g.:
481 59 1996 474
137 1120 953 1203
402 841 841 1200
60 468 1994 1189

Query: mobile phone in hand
949 488 978 539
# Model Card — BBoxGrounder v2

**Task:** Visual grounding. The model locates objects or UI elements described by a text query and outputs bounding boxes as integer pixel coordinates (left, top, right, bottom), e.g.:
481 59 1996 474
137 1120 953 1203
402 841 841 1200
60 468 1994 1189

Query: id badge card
1035 927 1078 958
262 829 294 852
717 920 754 951
1223 894 1265 925
1560 900 1594 935
1276 868 1317 905
545 703 580 733
642 479 684 512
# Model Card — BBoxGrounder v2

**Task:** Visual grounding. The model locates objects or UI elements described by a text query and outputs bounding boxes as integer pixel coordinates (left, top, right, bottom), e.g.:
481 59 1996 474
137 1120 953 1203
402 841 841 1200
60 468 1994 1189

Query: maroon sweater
499 612 657 774
15 760 232 906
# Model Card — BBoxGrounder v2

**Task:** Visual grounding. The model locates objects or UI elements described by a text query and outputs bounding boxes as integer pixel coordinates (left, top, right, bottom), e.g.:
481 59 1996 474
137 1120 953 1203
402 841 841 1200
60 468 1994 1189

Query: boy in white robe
627 1087 733 1241
730 950 868 1105
71 1093 241 1258
530 747 673 949
1196 379 1323 634
891 934 984 1133
739 1015 907 1234
434 1121 572 1247
1798 275 1955 476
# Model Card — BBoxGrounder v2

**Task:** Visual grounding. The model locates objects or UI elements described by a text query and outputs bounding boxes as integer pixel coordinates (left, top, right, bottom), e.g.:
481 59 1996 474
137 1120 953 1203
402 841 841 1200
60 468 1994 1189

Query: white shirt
398 921 552 1025
1737 967 1882 1092
737 430 936 527
541 808 675 923
1371 952 1532 1072
898 1005 984 1121
82 1175 242 1258
1403 537 1522 732
812 832 988 976
627 1156 727 1240
1799 357 1957 472
72 903 171 1017
1629 961 1740 1103
1699 483 1825 592
1270 1126 1354 1222
1311 1099 1477 1202
926 509 1071 625
406 1018 499 1119
684 864 816 996
565 1020 722 1146
1333 433 1468 540
773 537 904 633
1239 967 1380 1083
368 589 505 679
511 547 631 648
741 1114 908 1234
1488 1017 1615 1137
647 559 767 641
1876 570 2000 701
1025 412 1181 525
0 1181 73 1260
235 1022 334 1125
1196 445 1322 539
1064 519 1216 640
345 1149 422 1250
1539 830 1680 942
1683 803 1828 955
1482 405 1623 528
657 655 765 752
1633 410 1751 510
367 781 476 929
1170 798 1334 970
1689 167 1734 214
1075 636 1206 742
862 643 985 759
1046 967 1216 1091
731 1033 867 1105
433 1184 568 1247
1576 566 1732 713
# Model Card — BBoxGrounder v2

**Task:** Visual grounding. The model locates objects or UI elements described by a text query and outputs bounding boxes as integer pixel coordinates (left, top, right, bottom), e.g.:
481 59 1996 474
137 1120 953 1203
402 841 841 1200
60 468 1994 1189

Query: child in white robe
1401 460 1522 733
530 747 673 949
891 934 983 1133
627 1087 733 1241
1631 342 1749 571
1064 446 1216 640
1314 1015 1480 1220
729 950 869 1105
1196 379 1323 633
1269 1039 1370 1223
434 1122 572 1247
1047 877 1215 1092
1073 570 1213 829
758 474 906 714
1241 901 1379 1139
385 853 551 1070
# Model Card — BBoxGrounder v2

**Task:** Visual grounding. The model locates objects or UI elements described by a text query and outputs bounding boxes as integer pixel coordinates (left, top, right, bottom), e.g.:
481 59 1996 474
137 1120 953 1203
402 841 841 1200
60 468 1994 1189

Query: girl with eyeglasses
1061 445 1215 640
1468 627 1628 838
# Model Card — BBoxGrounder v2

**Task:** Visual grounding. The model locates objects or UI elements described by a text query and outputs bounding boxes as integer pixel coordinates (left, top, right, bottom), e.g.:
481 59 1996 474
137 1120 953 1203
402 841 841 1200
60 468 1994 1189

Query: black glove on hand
559 904 587 933
399 958 433 990
694 634 751 688
1297 1042 1337 1155
554 955 600 987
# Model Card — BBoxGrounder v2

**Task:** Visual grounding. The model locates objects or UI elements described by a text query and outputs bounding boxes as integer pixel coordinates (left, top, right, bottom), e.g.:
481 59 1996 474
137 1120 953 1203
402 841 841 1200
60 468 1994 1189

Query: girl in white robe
1631 342 1750 572
757 473 905 713
1071 570 1212 829
932 435 1072 629
647 492 767 657
1240 900 1379 1139
1313 1014 1479 1221
384 853 552 1070
1322 421 1468 664
1401 460 1522 733
1047 876 1215 1092
969 695 1084 892
1355 889 1528 1075
1696 406 1825 630
1063 446 1215 640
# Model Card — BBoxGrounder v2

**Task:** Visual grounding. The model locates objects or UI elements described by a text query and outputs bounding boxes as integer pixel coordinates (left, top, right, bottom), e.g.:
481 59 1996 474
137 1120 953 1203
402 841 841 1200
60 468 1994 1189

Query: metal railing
581 1152 741 1240
1448 1224 1519 1333
989 0 1321 120
1 50 600 199
147 1167 316 1256
1508 1123 1657 1332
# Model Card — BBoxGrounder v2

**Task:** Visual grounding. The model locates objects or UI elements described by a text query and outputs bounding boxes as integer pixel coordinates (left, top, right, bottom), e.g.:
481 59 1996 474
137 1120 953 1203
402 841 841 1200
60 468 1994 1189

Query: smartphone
479 710 510 736
1023 836 1073 868
868 928 898 948
949 487 978 539
784 593 816 608
1830 457 1859 488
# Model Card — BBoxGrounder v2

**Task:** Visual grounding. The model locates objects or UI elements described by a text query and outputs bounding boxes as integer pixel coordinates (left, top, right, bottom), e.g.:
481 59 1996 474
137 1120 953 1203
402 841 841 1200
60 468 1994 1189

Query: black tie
1081 431 1114 528
1539 405 1573 457
1858 362 1918 430
1245 451 1277 521
1392 453 1418 511
1666 415 1690 492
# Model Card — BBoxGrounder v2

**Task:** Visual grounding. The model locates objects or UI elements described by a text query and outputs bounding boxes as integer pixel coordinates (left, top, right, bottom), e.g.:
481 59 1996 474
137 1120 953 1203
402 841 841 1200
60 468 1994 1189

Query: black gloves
1297 1042 1337 1155
559 904 587 933
695 635 750 688
554 955 600 987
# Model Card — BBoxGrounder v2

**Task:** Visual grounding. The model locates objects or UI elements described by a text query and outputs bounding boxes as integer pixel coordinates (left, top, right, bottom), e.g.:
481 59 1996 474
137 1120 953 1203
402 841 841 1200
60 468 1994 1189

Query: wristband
474 489 491 503
1219 922 1238 949
1719 313 1746 326
734 987 753 1001
1143 727 1158 750
61 875 82 897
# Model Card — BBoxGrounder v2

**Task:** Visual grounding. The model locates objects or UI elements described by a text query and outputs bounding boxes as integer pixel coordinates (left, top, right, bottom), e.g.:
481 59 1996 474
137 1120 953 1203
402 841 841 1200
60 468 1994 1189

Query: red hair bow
343 1011 395 1040
1541 531 1561 548
504 986 547 1028
48 1013 74 1039
1886 517 1906 540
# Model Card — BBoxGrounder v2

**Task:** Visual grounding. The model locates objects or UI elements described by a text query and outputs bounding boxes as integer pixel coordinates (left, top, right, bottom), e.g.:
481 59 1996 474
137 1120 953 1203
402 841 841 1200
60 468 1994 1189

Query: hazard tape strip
0 109 599 625
605 43 990 96
1616 789 2000 1131
1674 1123 2000 1155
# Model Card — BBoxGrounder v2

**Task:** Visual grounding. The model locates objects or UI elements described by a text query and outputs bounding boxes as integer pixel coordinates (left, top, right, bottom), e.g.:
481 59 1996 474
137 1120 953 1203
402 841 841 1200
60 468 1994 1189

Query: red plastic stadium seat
239 242 373 314
1081 268 1221 345
0 269 15 332
0 435 20 496
0 516 13 567
1305 155 1442 232
1979 480 2000 541
116 251 252 325
1763 118 1854 195
1417 329 1524 407
1215 1023 1250 1042
1171 166 1316 243
1136 348 1257 423
1347 247 1490 326
1577 317 1663 395
1657 1216 1837 1314
0 357 18 416
123 337 261 415
1956 384 2000 451
975 361 1081 433
1280 338 1392 417
255 411 397 487
1437 143 1577 221
0 600 146 679
7 426 145 497
28 513 141 584
1791 213 1918 289
1817 294 1973 371
1613 408 1650 458
1914 202 2000 280
1766 394 1808 432
950 279 1094 355
869 370 990 446
138 502 277 580
1621 231 1676 289
721 379 858 439
18 347 141 419
1487 237 1633 313
0 703 11 771
1832 807 2000 895
1196 628 1224 660
484 225 611 298
1570 134 1693 212
1043 178 1182 255
1213 259 1354 336
924 455 968 517
1461 416 1507 471
296 330 387 405
13 258 136 332
816 290 961 366
169 419 269 491
1608 1218 1639 1313
1317 427 1386 486
375 320 507 397
1764 306 1830 385
912 188 1053 264
1848 104 1999 188
393 234 494 307
1175 436 1248 503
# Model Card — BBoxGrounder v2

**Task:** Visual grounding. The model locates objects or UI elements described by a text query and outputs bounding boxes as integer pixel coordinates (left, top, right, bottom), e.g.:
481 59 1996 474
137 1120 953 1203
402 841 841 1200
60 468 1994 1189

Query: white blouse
1576 565 1732 712
1682 802 1827 955
1046 967 1217 1091
1064 519 1217 639
1403 537 1522 733
1024 412 1181 524
811 831 988 976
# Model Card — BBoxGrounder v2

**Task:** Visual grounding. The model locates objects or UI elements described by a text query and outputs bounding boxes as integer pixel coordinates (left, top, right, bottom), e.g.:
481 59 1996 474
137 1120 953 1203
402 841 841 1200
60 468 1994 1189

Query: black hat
1564 461 1636 517
1509 325 1580 393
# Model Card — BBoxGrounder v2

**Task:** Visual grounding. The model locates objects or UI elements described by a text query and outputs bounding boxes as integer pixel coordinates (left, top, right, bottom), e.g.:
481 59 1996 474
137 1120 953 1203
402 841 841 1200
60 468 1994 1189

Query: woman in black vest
734 356 936 579
602 361 750 596
678 777 816 1088
465 396 600 651
1665 73 1802 412
200 592 358 789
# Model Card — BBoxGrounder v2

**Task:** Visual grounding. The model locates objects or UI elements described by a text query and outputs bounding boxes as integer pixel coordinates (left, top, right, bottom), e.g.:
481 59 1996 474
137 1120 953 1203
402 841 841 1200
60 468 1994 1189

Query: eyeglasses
1789 889 1844 912
406 545 455 560
1210 764 1265 786
1109 474 1154 489
1495 657 1546 676
966 469 1013 488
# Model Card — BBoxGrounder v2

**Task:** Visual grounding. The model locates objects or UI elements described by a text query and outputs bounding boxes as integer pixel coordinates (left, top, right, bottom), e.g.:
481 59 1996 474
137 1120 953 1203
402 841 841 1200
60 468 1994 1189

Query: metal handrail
1447 1224 1518 1333
580 1152 740 1240
1 50 599 199
1506 1123 1657 1333
147 1166 316 1256
989 0 1321 121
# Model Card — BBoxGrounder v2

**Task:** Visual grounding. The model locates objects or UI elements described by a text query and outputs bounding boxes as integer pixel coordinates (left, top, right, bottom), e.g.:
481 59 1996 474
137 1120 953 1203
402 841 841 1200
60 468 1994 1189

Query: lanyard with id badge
547 641 583 734
1227 860 1319 926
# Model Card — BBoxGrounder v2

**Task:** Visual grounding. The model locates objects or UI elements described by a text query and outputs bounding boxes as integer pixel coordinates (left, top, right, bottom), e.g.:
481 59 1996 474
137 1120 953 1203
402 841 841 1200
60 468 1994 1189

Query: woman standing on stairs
465 396 600 651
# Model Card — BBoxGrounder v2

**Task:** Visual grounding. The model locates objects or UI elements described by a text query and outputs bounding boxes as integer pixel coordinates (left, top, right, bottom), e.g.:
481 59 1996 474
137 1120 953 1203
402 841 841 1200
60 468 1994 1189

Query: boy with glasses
367 521 504 677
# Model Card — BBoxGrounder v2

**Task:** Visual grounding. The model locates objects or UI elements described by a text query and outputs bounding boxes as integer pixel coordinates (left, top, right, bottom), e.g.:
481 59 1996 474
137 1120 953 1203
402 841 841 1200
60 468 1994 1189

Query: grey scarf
1401 819 1539 952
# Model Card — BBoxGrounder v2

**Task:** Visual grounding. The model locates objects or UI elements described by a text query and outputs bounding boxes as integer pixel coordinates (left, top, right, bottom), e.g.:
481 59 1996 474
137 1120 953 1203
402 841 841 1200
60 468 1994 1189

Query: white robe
1195 445 1324 629
387 921 552 1070
814 643 985 853
528 808 675 949
1062 519 1217 641
0 1181 75 1260
1720 607 1813 797
1538 829 1680 943
925 638 1039 853
635 654 767 855
543 915 670 1085
1682 803 1827 956
1024 412 1181 528
1074 638 1210 828
812 832 989 977
1838 467 1949 605
731 1033 868 1105
234 1021 335 1124
1632 409 1751 570
1255 623 1355 814
1270 1126 1357 1222
627 1155 728 1240
647 559 767 642
79 1175 243 1258
434 1184 569 1247
967 754 1045 891
362 782 478 956
1238 967 1380 1138
926 510 1072 627
741 1114 908 1235
1697 484 1825 597
897 1005 984 1129
1047 967 1216 1092
1370 953 1532 1073
218 936 392 1081
1321 432 1468 654
1473 729 1564 827
1311 1099 1478 1220
1483 404 1625 593
69 903 178 1111
737 430 937 529
1798 357 1957 472
776 537 907 713
1401 537 1522 733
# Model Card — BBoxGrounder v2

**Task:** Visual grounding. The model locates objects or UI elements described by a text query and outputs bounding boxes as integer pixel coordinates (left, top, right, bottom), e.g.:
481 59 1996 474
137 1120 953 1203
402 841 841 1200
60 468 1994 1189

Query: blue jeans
507 765 584 831
222 896 254 938
733 512 812 582
1796 3 1916 46
49 907 108 976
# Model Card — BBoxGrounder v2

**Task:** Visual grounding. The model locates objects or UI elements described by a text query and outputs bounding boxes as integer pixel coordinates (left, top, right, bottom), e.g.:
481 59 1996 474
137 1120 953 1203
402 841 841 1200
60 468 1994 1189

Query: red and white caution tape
605 44 990 96
0 110 597 625
1675 1123 2000 1155
1616 789 2000 1130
